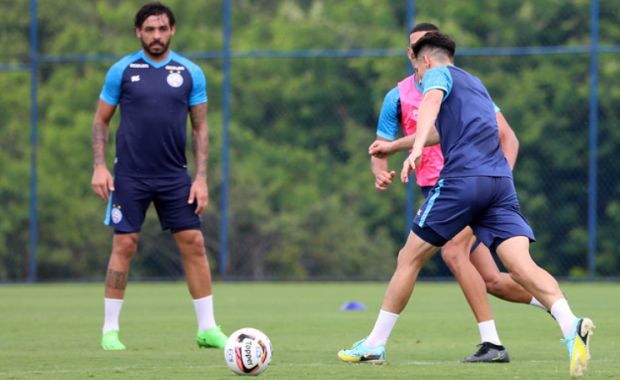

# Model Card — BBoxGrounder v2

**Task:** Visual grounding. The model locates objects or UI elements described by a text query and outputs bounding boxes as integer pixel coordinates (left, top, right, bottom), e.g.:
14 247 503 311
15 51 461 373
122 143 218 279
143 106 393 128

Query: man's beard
141 38 170 57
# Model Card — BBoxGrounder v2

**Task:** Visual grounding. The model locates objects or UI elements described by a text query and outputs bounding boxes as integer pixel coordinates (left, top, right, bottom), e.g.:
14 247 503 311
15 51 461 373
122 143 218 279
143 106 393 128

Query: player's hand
368 140 394 158
375 170 396 190
91 164 114 202
189 176 209 215
400 148 422 183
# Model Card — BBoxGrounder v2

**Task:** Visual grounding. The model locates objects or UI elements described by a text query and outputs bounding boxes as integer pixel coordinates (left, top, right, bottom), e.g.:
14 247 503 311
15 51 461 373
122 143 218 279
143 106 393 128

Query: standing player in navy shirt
339 32 594 379
91 2 227 351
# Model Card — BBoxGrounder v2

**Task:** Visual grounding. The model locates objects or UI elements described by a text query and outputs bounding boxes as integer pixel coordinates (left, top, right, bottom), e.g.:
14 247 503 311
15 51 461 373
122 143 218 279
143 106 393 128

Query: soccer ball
224 328 272 376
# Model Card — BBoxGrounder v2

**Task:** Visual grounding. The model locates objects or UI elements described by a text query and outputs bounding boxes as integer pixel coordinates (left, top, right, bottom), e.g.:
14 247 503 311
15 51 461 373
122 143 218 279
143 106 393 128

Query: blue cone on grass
340 301 367 311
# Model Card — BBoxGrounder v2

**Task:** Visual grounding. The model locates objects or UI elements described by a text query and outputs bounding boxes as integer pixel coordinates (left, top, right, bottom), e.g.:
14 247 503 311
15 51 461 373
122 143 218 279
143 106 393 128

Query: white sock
478 320 502 346
193 295 216 331
365 309 399 347
102 298 124 334
550 298 578 337
529 297 546 310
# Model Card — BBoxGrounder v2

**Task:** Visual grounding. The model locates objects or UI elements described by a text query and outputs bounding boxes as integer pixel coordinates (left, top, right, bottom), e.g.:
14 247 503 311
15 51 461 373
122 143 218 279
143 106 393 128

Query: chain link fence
0 0 618 281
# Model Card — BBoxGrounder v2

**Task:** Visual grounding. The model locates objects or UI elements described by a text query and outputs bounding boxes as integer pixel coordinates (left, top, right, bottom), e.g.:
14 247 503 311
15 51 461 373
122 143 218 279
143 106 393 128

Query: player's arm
188 102 209 214
401 89 443 182
370 137 396 191
496 111 519 169
369 134 416 157
369 87 401 189
91 100 116 202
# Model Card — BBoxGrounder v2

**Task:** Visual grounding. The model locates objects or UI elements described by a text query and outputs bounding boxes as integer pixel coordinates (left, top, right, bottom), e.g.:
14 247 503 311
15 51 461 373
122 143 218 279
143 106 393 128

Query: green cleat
197 326 228 349
101 330 126 351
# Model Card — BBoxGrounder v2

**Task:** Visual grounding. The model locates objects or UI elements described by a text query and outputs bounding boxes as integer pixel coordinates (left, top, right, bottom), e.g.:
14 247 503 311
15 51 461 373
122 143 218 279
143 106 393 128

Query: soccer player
338 32 594 379
366 23 546 363
90 2 227 351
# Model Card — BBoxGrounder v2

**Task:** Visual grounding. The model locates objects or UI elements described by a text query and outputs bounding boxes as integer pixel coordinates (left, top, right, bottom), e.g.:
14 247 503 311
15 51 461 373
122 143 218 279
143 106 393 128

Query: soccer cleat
337 339 385 364
197 325 228 349
462 342 510 363
562 318 595 378
101 330 126 351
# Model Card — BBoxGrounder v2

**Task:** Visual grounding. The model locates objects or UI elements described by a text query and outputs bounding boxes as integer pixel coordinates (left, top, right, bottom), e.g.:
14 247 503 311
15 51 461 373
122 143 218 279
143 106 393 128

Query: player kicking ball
338 32 594 378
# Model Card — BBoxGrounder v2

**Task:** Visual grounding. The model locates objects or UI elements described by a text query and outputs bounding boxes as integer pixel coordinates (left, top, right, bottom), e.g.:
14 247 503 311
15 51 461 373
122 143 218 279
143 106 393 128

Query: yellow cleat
562 318 595 378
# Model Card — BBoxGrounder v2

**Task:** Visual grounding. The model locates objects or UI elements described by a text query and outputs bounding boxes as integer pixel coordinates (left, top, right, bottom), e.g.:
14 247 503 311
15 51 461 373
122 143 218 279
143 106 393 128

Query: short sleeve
188 65 207 106
421 66 453 102
376 87 401 141
99 62 125 106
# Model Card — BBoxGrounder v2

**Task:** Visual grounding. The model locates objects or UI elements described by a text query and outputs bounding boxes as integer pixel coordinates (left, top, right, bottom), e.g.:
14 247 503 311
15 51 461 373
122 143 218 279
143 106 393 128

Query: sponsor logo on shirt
131 75 140 82
165 65 186 71
129 63 149 68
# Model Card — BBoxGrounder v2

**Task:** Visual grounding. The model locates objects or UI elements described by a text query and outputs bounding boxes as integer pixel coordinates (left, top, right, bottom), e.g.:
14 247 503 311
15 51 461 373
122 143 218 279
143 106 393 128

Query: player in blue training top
338 32 594 379
90 2 227 351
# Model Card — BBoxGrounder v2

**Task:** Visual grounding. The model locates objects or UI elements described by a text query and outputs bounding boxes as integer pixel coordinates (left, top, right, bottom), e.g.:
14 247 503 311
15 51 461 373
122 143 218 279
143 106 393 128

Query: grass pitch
0 281 618 379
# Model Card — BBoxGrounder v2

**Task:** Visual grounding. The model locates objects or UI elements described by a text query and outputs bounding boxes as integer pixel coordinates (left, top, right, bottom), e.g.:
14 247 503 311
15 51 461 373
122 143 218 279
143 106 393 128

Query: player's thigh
153 175 201 231
441 226 475 261
399 231 439 266
106 176 153 233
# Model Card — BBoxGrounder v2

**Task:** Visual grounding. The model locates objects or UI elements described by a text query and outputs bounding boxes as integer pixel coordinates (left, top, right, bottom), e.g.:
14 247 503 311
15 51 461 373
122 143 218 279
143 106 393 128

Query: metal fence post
28 0 39 282
219 0 232 277
404 0 416 237
587 0 599 277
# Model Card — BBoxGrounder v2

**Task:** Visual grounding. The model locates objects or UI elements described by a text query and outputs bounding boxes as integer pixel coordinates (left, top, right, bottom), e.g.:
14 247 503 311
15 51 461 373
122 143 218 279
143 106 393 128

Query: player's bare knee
112 234 138 259
484 276 503 295
440 247 463 271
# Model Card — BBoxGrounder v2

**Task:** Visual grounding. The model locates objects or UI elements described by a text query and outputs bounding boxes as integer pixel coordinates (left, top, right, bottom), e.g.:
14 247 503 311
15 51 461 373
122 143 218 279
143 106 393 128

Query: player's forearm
189 104 209 178
370 156 389 177
391 134 417 153
92 119 109 167
191 124 209 178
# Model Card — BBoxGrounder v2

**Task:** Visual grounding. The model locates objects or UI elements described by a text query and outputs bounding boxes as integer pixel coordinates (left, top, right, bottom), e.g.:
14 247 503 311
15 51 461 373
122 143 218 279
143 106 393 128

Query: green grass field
1 282 618 379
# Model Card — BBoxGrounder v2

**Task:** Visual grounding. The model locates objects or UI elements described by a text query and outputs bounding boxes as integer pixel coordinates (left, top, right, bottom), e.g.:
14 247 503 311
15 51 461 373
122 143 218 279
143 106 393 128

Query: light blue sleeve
421 66 452 102
188 66 207 106
173 52 208 106
492 102 500 113
99 62 125 106
376 87 401 141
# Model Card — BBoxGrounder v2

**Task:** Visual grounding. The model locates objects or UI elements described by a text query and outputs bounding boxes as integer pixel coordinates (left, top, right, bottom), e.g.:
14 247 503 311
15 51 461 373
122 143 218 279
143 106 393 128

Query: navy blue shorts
104 174 201 233
413 176 535 252
420 185 482 254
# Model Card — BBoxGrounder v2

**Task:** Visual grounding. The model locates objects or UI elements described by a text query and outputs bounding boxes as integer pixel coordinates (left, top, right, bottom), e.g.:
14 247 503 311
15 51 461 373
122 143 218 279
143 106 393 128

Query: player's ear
170 25 176 36
135 27 141 39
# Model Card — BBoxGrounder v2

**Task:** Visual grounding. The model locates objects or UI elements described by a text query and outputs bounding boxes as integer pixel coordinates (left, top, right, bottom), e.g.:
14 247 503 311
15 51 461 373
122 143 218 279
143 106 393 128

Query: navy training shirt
421 65 512 179
100 50 207 177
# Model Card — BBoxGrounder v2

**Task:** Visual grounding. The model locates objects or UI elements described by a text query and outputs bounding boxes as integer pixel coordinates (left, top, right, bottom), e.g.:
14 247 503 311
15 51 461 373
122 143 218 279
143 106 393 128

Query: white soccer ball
224 328 272 376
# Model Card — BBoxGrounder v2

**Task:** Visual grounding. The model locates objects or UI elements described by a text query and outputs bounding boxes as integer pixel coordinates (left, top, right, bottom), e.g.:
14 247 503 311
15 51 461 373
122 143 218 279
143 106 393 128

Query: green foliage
0 0 618 280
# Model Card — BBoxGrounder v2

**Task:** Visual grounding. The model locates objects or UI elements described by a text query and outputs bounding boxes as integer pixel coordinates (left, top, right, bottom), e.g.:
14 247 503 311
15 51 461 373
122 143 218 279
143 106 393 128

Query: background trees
0 0 618 280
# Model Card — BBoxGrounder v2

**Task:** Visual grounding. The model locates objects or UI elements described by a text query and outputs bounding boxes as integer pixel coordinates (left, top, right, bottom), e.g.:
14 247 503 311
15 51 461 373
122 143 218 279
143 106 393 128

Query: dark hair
410 22 439 35
134 2 176 29
412 31 456 59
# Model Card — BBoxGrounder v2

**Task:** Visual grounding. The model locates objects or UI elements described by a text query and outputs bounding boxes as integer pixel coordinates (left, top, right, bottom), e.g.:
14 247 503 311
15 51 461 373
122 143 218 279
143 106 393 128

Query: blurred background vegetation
0 0 619 281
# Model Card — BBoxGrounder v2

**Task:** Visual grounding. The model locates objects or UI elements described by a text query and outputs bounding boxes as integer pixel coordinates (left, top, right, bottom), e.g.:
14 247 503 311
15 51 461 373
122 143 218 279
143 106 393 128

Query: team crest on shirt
111 206 123 224
167 70 183 88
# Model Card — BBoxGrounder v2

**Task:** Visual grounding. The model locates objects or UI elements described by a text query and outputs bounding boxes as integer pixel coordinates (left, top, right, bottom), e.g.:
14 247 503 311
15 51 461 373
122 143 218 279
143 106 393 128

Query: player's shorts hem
412 224 447 247
113 229 141 235
492 235 535 253
169 224 202 233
